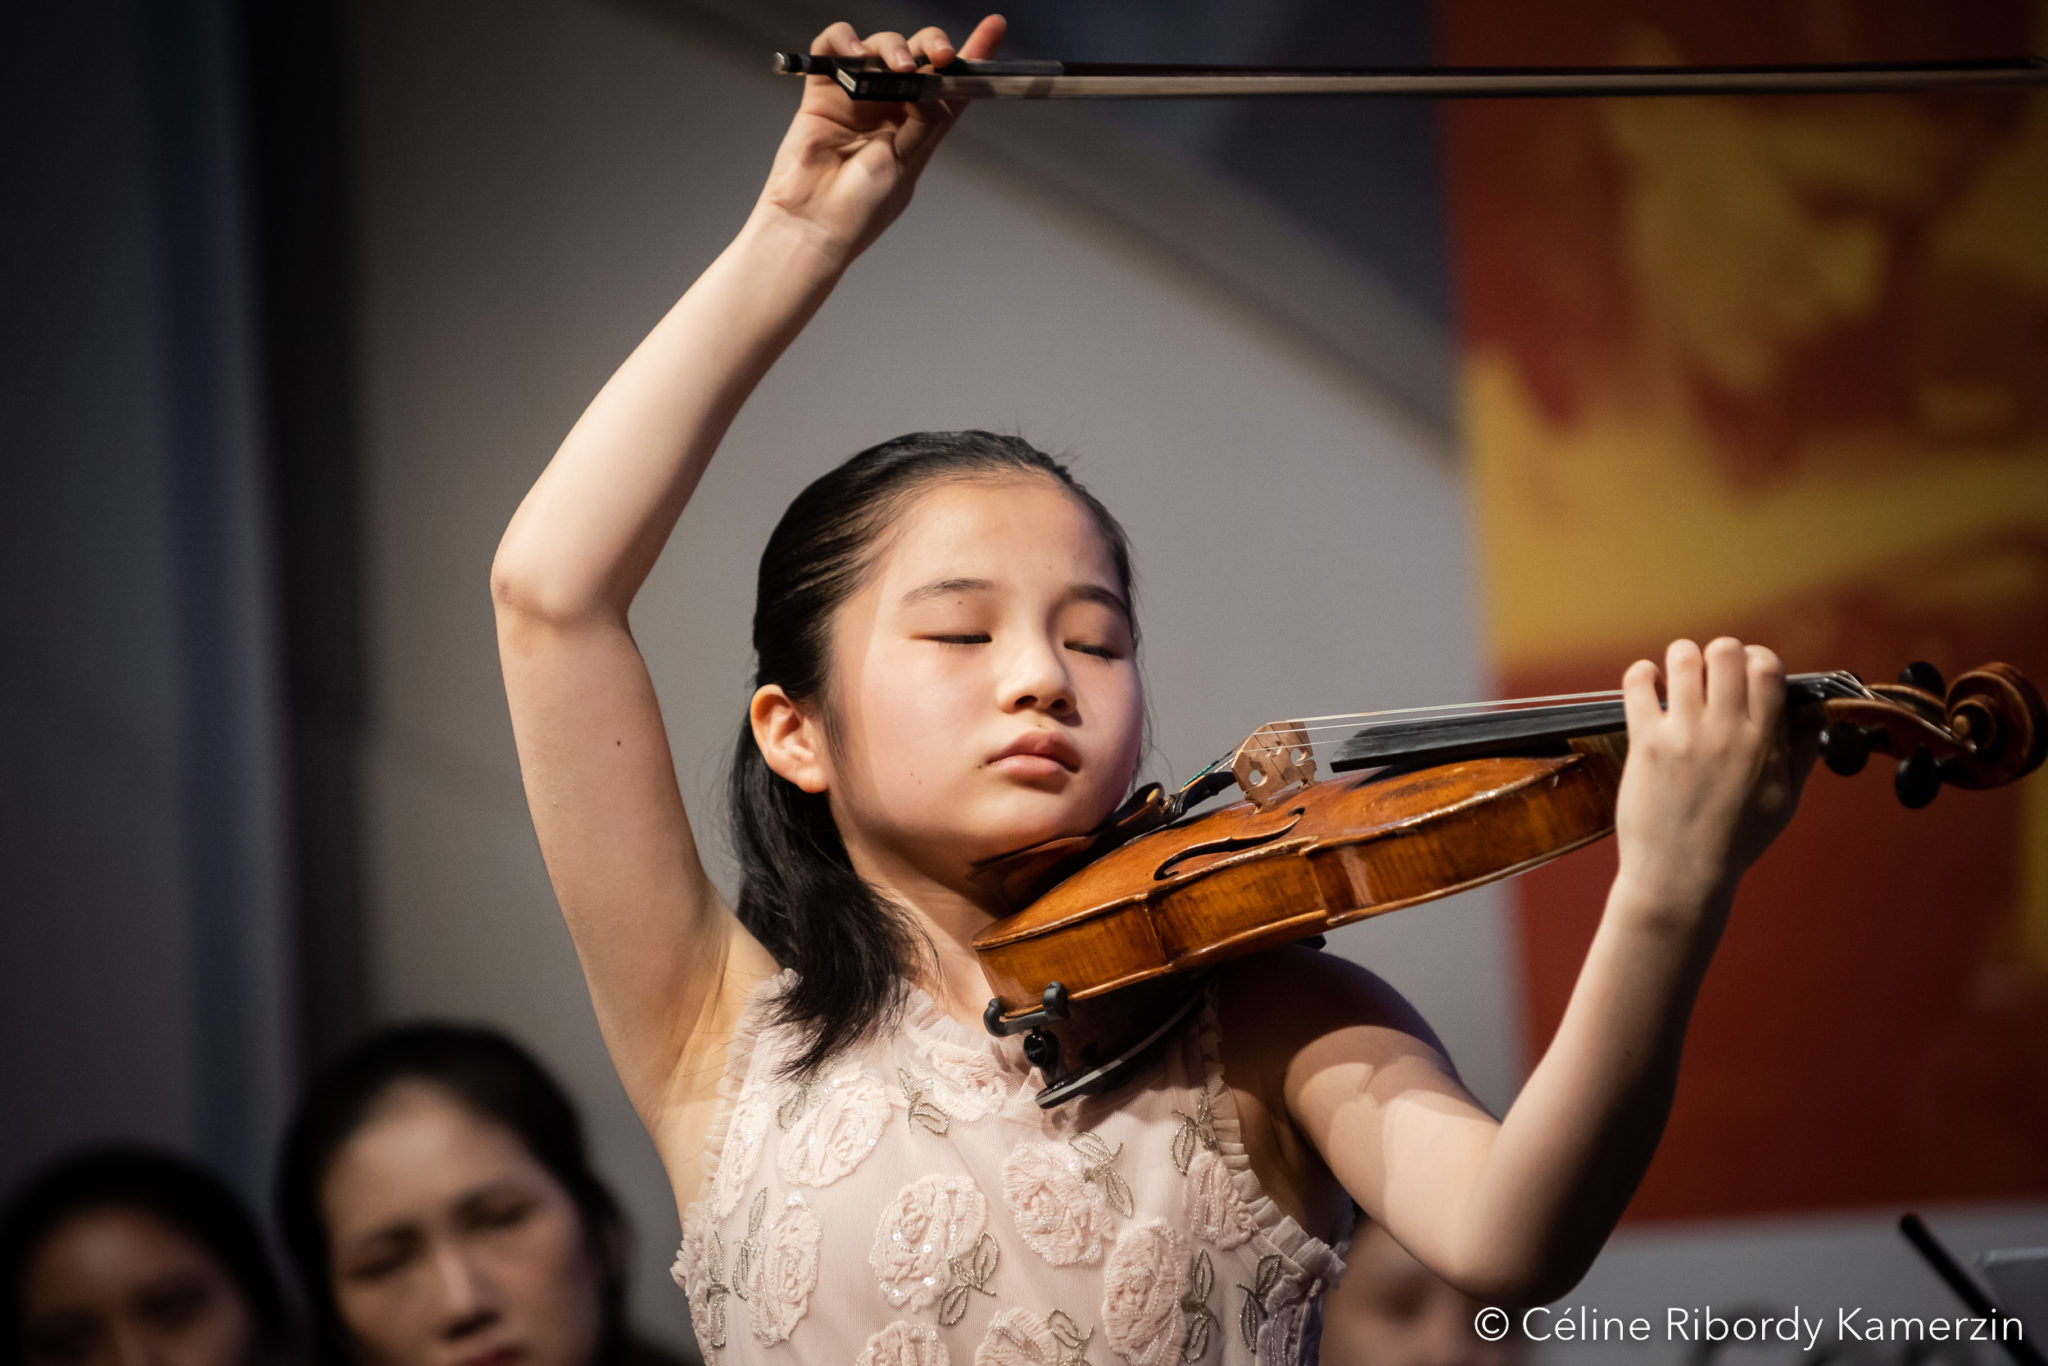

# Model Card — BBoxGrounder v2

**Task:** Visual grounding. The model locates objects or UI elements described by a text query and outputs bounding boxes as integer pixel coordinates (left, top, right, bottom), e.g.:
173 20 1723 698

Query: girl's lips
991 732 1081 771
990 753 1072 779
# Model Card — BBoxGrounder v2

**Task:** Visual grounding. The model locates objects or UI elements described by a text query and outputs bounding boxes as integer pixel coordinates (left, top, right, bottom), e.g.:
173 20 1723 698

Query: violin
971 661 2046 1106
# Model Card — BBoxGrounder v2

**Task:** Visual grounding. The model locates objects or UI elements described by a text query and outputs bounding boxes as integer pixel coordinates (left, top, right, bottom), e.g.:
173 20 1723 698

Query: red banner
1440 0 2048 1219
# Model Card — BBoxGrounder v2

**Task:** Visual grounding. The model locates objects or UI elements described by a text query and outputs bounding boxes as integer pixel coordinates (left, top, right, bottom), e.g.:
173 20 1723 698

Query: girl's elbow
489 526 543 610
489 548 606 630
489 552 528 614
489 560 558 636
1443 1247 1593 1310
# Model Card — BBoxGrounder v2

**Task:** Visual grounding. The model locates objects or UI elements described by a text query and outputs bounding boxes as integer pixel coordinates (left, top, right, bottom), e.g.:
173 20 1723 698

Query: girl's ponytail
728 720 925 1079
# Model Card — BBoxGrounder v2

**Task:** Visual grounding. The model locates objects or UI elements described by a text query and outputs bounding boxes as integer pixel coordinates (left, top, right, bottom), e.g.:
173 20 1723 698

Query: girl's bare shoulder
1215 944 1455 1116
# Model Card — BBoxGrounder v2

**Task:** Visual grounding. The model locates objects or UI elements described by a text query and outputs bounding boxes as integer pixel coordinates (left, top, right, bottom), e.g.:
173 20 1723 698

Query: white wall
350 0 1509 1347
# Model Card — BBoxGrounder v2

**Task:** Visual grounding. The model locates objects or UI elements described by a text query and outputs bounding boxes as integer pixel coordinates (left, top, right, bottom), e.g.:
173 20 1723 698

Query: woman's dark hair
731 429 1137 1078
274 1023 626 1366
0 1144 291 1363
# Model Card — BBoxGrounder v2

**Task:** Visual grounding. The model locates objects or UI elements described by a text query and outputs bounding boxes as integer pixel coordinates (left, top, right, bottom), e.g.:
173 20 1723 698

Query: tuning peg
1895 748 1942 808
1898 661 1945 695
1820 723 1872 776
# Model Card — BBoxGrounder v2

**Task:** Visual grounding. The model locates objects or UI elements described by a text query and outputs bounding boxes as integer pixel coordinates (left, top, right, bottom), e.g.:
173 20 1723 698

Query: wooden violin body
978 744 1621 1014
974 662 2045 1106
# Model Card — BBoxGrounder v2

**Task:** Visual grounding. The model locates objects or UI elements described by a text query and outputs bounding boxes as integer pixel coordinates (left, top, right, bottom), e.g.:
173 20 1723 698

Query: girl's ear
750 684 831 794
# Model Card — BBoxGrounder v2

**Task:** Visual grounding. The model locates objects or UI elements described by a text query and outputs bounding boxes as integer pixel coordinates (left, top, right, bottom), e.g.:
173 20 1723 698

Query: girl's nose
1000 636 1075 714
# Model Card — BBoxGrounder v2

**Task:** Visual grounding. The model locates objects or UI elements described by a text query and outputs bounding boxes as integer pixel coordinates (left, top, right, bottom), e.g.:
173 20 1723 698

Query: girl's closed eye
1062 611 1133 661
927 633 991 646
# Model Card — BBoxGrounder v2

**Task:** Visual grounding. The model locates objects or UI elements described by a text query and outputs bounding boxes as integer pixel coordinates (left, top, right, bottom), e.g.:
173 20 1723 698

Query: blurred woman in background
275 1023 680 1366
1 1145 292 1366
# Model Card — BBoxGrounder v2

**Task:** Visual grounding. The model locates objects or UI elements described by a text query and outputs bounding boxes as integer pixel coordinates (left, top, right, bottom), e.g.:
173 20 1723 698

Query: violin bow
775 54 2048 102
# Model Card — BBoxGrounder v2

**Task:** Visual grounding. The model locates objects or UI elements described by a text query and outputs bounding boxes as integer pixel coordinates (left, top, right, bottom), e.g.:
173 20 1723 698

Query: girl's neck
845 841 1004 1027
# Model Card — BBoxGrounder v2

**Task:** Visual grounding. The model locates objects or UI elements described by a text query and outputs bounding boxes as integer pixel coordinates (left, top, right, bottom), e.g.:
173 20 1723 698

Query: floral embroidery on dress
1236 1254 1284 1354
678 972 1345 1364
1173 1095 1253 1250
858 1321 951 1366
1178 1251 1219 1362
1169 1096 1217 1175
976 1307 1096 1366
776 1063 888 1187
1102 1220 1189 1366
900 1068 952 1134
1003 1140 1113 1267
672 1204 729 1358
737 1193 821 1346
708 1092 771 1219
730 1190 767 1301
1070 1133 1135 1219
938 1230 1002 1326
872 1174 993 1314
774 1078 813 1131
1182 1149 1254 1251
924 1039 1010 1120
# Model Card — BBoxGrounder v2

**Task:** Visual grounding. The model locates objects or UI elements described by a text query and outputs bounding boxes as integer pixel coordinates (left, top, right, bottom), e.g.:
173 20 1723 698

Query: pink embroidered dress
672 970 1351 1366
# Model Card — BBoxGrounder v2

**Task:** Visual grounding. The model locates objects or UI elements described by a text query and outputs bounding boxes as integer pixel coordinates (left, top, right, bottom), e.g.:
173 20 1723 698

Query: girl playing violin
491 17 1812 1364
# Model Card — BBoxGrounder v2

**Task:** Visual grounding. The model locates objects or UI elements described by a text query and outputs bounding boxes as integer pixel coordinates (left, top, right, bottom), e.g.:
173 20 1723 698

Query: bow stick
774 54 2048 101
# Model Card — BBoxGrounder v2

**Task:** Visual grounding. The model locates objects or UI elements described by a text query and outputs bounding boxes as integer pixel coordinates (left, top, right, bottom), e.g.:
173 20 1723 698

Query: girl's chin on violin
940 780 1110 857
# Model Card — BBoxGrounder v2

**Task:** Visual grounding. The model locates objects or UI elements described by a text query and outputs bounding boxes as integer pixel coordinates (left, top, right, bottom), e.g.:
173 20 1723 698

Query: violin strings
1225 670 1873 755
1225 689 1631 748
1260 688 1631 729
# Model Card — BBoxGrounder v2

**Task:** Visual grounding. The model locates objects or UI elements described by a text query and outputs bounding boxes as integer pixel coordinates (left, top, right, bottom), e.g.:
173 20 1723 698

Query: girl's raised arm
489 17 1004 1155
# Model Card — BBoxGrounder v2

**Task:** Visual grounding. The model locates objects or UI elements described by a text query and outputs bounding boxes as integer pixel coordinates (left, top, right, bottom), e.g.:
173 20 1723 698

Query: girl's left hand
1614 637 1816 913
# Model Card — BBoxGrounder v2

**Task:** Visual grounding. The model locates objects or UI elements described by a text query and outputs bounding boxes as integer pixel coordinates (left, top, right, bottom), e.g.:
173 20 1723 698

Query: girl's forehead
875 477 1119 588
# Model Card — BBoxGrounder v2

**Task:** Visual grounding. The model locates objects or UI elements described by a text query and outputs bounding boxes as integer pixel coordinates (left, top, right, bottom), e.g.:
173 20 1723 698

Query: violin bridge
1232 721 1317 809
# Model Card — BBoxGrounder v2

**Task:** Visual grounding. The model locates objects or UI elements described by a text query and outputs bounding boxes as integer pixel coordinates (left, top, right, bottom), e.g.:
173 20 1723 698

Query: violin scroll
1815 661 2046 808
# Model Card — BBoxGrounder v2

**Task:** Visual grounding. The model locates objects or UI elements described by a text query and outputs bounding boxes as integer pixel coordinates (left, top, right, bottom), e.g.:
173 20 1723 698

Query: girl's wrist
1607 864 1736 943
740 199 862 278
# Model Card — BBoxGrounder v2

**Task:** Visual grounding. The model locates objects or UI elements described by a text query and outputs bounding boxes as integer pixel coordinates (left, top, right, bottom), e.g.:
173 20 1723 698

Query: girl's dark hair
274 1024 626 1366
0 1144 291 1363
730 430 1136 1078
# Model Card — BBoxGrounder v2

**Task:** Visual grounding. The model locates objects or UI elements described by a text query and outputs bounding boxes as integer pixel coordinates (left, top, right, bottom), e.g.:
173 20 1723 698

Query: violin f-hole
1152 807 1305 880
